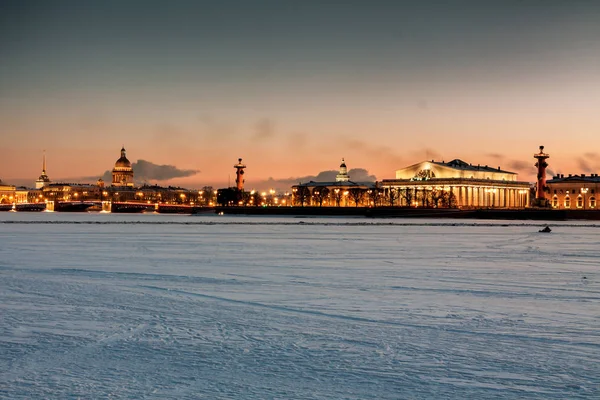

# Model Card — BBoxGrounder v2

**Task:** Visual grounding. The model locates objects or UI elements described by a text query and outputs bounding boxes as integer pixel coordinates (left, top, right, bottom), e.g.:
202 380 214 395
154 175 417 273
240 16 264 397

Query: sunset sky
1 0 599 190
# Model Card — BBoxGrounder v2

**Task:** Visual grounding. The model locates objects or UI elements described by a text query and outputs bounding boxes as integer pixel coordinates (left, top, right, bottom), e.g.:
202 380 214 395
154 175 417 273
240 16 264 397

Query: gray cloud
577 158 593 173
197 114 235 142
409 148 442 162
507 160 530 173
253 168 377 192
93 159 199 183
577 153 600 173
252 118 275 141
345 139 403 166
486 153 504 160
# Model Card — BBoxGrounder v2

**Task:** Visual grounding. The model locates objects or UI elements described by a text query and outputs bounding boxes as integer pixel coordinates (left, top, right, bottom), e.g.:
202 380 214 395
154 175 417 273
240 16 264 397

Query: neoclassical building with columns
378 159 531 208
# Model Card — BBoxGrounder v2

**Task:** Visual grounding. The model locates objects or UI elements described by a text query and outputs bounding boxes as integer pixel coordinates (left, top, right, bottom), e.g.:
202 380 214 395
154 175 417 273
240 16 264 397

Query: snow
1 212 599 399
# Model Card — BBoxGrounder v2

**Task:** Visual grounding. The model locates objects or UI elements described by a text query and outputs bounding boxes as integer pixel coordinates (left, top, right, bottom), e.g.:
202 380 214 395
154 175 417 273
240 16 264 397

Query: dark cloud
410 148 442 162
507 160 530 172
93 160 199 183
287 132 308 150
417 99 429 110
344 139 403 166
577 158 594 173
577 153 600 173
252 168 377 192
252 118 275 141
486 153 504 160
197 114 235 142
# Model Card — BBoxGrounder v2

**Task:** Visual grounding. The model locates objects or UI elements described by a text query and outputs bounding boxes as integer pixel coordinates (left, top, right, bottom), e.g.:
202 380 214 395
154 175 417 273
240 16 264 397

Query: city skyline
2 1 600 189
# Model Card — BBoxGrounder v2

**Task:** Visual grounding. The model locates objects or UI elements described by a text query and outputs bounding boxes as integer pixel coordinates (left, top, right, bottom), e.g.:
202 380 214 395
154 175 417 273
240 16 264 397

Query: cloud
197 114 235 142
577 153 600 173
507 160 530 173
252 118 275 141
410 148 442 162
486 153 504 161
344 139 403 166
93 159 199 183
251 167 377 192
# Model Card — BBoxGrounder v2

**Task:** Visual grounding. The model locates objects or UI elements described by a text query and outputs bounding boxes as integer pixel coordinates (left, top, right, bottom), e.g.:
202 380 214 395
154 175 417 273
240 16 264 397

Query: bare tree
313 186 329 207
367 187 383 207
349 188 365 207
332 188 343 207
294 186 311 206
388 187 398 206
399 187 414 207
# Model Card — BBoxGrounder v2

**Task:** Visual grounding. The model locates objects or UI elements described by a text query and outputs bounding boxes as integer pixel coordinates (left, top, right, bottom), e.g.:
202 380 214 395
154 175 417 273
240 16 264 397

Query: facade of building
0 179 16 204
379 159 531 208
545 174 599 209
291 159 376 206
112 147 134 187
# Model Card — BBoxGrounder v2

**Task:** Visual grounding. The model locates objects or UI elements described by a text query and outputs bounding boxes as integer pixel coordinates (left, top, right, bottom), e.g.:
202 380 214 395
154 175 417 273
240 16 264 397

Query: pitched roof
433 159 516 175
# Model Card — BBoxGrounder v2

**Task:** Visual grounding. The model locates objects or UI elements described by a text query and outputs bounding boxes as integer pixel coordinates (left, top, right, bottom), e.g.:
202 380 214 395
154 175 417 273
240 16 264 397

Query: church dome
114 147 131 169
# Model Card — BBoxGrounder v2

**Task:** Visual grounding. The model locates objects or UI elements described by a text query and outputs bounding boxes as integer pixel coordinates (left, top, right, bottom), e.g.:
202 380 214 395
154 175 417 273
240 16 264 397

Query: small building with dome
112 147 134 187
291 159 375 207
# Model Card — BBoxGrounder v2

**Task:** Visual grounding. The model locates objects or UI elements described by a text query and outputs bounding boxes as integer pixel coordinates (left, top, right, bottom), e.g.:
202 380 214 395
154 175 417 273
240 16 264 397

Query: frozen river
1 212 599 399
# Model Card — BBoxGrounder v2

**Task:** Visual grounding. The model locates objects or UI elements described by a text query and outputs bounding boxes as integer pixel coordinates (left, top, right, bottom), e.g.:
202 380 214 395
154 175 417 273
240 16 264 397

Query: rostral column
533 145 549 207
234 158 246 191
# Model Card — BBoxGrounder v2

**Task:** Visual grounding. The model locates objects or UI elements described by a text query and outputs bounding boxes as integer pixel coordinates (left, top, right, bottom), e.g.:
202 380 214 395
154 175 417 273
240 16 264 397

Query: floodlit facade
291 159 376 206
546 174 599 210
112 147 134 187
379 159 531 208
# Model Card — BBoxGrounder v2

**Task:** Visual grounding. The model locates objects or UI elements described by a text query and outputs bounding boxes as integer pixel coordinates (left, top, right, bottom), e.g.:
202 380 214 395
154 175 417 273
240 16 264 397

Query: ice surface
1 212 599 399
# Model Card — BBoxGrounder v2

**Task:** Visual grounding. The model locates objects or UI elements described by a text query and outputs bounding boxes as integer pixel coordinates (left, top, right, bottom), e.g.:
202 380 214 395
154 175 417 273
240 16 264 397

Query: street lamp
581 187 588 209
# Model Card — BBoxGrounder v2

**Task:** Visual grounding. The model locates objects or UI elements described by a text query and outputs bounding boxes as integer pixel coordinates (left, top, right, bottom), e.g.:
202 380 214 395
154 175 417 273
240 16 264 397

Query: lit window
590 197 596 209
564 196 571 208
552 196 558 208
577 196 583 208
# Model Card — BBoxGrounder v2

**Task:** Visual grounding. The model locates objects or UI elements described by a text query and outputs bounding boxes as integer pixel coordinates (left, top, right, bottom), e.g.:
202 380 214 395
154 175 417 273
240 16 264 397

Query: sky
1 0 600 190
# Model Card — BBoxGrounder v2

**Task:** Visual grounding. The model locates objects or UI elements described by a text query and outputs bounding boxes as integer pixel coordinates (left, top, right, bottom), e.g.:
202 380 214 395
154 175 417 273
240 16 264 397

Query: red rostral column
234 158 246 191
534 145 550 205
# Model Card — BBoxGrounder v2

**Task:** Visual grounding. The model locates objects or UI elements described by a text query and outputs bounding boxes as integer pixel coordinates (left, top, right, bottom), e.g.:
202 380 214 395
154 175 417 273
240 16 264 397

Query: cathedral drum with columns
379 158 531 208
112 147 134 187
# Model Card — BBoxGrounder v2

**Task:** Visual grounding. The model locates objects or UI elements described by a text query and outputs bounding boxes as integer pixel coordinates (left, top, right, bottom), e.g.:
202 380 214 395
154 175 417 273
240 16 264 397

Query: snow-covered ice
1 212 599 399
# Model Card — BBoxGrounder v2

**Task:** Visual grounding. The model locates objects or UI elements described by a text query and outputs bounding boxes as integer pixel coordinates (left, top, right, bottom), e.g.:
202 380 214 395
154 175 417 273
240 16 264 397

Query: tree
349 188 365 207
387 187 398 206
367 187 383 207
399 187 414 207
313 186 329 207
200 186 215 206
332 188 343 207
294 186 311 206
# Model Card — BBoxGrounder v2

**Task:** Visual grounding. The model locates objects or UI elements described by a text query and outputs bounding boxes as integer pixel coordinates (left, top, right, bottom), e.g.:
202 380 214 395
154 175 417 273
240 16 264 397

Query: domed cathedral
112 147 134 187
35 151 51 189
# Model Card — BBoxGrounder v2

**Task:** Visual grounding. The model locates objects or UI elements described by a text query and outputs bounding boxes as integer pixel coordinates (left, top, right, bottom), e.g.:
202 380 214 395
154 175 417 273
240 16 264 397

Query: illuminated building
378 158 531 208
546 174 599 210
0 179 16 204
112 147 134 187
35 151 51 189
291 159 375 207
